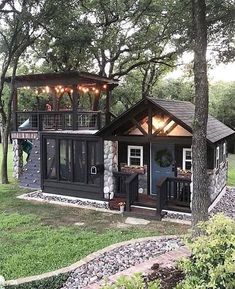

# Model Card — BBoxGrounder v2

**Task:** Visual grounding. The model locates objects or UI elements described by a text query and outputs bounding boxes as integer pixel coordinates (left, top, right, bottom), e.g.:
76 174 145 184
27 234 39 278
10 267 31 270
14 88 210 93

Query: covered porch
98 98 194 217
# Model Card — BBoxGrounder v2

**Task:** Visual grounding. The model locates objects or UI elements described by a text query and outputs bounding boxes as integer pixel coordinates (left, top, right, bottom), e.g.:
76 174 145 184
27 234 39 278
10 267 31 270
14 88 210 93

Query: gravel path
60 237 182 289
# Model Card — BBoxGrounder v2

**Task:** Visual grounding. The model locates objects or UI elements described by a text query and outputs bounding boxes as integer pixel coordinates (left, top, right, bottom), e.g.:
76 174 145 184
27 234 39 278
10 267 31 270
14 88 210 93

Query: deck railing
125 173 139 212
157 176 191 218
113 171 139 211
14 110 103 131
113 171 132 197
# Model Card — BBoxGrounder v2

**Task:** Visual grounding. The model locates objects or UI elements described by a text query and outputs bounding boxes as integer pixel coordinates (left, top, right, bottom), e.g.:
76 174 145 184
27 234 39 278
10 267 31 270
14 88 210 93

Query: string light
27 84 108 95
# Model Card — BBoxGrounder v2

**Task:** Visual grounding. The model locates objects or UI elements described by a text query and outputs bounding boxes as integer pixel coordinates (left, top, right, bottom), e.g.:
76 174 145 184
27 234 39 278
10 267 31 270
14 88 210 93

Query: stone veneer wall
208 160 227 202
103 140 118 199
12 139 23 179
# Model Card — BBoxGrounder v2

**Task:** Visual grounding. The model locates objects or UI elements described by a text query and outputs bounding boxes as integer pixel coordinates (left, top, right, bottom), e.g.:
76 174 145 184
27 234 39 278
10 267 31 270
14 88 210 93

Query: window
128 145 143 167
182 148 192 171
223 142 227 161
216 146 220 168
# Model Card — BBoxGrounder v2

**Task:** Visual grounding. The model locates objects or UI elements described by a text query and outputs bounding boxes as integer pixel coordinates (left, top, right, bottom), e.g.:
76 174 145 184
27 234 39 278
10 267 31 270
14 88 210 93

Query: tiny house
8 71 234 218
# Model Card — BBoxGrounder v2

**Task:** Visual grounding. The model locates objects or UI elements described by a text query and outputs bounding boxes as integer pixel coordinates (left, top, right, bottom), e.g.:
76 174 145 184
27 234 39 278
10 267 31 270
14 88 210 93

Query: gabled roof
98 97 234 143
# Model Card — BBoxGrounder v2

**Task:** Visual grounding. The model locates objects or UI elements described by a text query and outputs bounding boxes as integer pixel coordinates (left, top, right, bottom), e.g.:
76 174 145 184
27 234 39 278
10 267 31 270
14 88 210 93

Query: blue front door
151 143 175 194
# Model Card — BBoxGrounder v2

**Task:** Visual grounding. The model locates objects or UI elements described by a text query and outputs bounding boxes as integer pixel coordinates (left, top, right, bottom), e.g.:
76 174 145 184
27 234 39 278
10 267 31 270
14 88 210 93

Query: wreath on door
154 149 173 167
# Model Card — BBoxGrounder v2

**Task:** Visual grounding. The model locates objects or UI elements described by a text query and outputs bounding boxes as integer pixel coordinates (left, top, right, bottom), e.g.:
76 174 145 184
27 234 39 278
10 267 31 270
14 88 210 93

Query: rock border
17 191 120 215
85 246 190 289
5 235 177 286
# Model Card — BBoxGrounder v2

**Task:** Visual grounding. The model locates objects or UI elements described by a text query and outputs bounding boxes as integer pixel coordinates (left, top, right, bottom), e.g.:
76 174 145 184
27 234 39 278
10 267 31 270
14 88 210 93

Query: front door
151 143 175 194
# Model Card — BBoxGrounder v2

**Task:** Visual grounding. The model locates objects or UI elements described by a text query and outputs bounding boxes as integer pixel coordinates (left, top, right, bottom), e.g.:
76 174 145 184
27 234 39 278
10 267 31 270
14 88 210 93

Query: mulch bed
144 263 185 289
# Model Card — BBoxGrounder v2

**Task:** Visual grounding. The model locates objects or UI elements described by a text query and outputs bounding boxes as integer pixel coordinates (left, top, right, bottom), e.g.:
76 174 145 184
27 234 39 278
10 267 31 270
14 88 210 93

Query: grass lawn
0 144 189 281
228 154 235 186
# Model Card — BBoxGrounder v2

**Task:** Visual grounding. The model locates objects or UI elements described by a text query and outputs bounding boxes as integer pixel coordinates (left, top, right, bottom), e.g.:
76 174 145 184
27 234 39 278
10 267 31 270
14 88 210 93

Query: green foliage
177 214 235 289
209 81 235 129
5 273 69 289
101 273 161 289
228 154 235 186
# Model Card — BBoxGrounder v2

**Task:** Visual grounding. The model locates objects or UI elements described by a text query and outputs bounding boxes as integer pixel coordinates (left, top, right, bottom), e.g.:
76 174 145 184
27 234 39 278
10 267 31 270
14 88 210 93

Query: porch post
148 105 152 136
72 85 79 130
105 88 111 125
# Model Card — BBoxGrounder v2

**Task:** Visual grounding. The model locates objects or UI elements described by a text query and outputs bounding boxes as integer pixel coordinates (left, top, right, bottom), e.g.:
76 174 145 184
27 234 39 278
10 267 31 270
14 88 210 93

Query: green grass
228 154 235 186
0 144 188 281
0 145 234 280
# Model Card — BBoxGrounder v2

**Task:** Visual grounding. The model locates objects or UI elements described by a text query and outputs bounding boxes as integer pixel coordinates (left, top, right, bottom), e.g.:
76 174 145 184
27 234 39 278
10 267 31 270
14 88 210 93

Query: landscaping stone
25 191 109 210
125 217 150 225
60 237 182 289
210 187 235 219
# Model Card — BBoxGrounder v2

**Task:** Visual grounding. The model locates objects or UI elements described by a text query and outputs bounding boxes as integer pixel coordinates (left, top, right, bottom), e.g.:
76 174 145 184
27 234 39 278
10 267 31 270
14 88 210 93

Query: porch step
130 205 157 217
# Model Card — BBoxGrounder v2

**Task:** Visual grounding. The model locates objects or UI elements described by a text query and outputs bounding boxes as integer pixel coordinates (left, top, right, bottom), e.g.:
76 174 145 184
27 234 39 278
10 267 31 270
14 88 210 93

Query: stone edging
17 192 120 215
5 235 177 286
84 246 190 289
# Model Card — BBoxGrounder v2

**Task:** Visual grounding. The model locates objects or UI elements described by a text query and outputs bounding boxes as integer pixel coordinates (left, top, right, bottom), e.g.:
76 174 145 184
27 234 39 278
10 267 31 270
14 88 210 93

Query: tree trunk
1 126 9 184
191 0 210 228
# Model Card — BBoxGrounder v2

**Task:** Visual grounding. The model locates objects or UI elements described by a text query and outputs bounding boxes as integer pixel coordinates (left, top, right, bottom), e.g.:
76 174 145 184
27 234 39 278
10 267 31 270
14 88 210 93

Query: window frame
127 145 143 167
182 148 192 171
223 142 227 161
216 146 220 168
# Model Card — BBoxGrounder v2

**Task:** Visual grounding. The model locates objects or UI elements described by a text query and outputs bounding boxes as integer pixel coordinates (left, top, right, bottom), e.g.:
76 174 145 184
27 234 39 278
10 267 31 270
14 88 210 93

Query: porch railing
157 176 191 218
113 171 139 211
14 110 103 131
126 173 139 212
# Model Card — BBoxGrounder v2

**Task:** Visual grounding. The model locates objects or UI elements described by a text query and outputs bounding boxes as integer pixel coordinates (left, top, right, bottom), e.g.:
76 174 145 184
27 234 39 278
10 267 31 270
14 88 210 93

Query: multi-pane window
128 145 143 167
223 142 227 161
216 146 220 168
182 148 192 171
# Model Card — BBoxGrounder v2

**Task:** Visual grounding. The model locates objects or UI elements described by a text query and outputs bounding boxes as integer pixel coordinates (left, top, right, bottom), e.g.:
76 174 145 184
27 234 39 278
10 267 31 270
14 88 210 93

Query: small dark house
9 71 234 218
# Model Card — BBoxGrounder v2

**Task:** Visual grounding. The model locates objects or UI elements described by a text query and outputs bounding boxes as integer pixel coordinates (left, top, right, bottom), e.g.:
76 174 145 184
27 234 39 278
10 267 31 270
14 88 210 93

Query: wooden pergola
6 71 119 130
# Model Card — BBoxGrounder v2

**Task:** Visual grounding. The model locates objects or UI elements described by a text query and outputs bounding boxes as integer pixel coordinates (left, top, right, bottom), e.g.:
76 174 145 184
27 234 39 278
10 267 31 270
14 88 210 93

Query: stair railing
125 173 139 212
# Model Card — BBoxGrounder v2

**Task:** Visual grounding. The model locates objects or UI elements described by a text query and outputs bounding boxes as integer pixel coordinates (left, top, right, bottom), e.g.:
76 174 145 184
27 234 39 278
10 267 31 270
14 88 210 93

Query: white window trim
182 148 192 171
216 146 220 168
127 145 143 167
223 142 226 160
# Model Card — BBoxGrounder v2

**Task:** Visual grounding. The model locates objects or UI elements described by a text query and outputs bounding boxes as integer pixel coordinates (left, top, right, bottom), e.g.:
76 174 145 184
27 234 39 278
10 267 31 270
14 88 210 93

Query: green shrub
101 273 161 289
177 214 235 289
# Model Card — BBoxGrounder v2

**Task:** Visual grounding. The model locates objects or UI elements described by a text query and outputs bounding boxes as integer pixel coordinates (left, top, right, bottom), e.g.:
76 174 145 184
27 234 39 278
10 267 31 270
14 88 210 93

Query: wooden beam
131 117 148 135
105 89 111 124
72 85 79 130
165 122 178 135
148 105 152 136
152 118 172 136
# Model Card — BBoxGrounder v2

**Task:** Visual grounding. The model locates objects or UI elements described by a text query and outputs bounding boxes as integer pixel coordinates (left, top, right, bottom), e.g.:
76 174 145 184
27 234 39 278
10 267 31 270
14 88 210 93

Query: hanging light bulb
95 89 99 94
45 86 50 93
103 84 107 89
70 89 74 93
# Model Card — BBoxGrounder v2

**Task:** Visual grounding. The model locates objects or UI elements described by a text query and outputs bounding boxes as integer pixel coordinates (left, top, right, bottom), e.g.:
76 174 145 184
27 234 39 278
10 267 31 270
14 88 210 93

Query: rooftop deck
14 110 105 132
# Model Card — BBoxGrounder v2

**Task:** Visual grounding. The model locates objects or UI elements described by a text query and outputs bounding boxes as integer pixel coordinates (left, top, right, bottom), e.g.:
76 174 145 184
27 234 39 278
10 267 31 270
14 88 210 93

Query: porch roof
5 71 119 89
97 97 235 143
